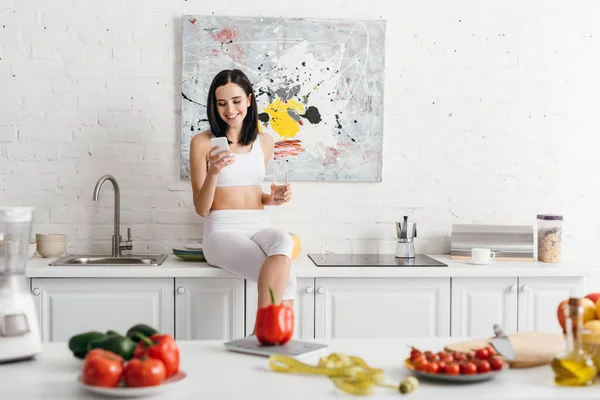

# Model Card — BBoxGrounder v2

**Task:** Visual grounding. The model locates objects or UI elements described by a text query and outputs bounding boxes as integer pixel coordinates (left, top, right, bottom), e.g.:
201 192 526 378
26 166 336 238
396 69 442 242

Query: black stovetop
308 254 448 267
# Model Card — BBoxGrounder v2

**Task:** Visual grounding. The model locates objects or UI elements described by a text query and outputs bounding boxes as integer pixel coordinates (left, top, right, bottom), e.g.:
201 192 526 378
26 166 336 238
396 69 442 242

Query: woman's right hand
207 146 234 176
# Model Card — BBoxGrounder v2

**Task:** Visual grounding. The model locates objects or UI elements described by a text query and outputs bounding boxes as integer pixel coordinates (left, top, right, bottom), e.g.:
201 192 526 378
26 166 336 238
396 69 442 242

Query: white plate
468 260 495 265
78 370 186 398
184 243 203 250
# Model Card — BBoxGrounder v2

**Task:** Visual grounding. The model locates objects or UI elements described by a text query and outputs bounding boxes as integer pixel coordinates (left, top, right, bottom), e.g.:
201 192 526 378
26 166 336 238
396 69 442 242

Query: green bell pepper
87 334 137 360
68 331 106 359
126 324 159 342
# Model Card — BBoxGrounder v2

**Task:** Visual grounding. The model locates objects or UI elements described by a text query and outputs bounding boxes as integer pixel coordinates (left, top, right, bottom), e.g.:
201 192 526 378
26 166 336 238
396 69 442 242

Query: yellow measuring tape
269 353 418 396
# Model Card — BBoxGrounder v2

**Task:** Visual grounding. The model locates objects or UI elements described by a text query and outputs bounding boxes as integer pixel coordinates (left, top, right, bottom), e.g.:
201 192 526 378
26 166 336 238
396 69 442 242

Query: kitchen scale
308 254 447 267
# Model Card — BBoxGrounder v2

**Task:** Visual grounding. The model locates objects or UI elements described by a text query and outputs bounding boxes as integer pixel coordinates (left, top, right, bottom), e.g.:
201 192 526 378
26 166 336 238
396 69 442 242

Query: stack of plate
173 243 205 262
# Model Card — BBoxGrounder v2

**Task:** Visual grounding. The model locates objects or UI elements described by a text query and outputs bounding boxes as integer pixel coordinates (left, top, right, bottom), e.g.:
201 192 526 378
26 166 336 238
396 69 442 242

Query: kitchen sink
49 254 168 266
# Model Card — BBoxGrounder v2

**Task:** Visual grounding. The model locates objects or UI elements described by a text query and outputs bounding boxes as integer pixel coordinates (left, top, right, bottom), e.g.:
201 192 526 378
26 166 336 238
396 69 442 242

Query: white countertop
1 338 597 399
25 254 599 279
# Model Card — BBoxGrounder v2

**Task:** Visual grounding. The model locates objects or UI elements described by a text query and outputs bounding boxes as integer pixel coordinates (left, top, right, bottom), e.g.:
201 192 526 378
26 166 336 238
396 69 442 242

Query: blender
0 207 41 363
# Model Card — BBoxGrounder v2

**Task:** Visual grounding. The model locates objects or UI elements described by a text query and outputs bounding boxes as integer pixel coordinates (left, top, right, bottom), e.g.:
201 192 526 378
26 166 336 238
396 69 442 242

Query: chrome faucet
92 175 132 257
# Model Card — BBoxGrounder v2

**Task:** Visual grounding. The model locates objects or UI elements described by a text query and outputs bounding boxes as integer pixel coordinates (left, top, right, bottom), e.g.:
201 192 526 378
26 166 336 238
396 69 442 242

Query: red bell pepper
256 286 294 345
133 333 180 378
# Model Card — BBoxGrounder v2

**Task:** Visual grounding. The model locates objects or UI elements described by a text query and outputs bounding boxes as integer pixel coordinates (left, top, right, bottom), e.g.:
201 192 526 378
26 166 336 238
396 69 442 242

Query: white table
1 337 598 399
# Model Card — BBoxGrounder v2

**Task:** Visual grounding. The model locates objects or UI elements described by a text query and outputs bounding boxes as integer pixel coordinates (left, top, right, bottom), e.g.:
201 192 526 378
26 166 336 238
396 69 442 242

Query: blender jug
0 207 42 363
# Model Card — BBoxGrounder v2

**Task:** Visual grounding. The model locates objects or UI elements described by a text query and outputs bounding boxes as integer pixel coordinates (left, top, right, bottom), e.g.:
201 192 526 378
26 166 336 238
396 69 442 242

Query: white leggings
203 210 297 300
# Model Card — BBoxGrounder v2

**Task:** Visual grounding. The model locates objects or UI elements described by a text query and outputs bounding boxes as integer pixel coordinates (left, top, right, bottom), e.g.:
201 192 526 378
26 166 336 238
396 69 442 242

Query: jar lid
537 214 563 221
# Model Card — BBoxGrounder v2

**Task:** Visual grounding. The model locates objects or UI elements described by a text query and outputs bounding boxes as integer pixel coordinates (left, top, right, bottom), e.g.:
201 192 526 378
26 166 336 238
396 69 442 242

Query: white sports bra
212 135 266 188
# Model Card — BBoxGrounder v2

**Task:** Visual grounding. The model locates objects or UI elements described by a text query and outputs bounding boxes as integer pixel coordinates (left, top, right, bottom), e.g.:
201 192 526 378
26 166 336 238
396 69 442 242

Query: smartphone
210 137 230 155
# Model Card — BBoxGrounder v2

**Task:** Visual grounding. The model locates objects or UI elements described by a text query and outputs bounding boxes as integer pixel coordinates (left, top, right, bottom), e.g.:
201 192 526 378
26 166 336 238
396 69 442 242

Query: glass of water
273 166 288 202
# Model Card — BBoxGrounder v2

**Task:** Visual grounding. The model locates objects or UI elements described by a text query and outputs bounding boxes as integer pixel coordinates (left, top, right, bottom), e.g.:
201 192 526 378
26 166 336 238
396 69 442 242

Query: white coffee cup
471 248 495 264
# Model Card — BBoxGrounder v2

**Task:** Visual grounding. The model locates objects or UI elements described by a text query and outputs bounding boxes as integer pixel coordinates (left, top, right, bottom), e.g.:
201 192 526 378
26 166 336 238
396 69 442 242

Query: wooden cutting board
445 331 565 368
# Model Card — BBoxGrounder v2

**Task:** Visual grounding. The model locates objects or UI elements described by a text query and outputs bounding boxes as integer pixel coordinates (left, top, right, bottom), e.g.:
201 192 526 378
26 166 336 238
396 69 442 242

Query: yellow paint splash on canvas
263 98 305 138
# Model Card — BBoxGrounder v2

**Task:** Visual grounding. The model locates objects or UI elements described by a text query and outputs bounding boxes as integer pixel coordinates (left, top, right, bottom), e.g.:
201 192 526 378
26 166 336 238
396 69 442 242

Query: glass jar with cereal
537 214 563 263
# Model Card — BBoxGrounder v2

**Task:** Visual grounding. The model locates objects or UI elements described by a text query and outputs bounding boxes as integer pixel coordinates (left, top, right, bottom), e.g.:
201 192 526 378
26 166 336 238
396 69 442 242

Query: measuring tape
269 353 418 396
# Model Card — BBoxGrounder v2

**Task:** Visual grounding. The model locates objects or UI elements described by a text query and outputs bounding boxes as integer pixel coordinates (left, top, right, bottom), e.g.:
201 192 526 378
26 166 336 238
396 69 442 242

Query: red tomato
489 356 504 371
477 359 491 373
453 352 467 362
460 362 477 375
123 358 166 388
425 362 440 374
84 349 124 365
423 350 439 362
441 354 454 363
486 346 497 357
475 347 490 360
465 350 476 360
410 348 422 361
437 360 447 373
445 362 460 375
413 358 429 371
82 350 123 388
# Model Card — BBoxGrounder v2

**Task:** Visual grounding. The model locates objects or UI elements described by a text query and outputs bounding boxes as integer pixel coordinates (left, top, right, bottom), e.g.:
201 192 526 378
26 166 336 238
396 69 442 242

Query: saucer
78 370 186 398
468 260 495 265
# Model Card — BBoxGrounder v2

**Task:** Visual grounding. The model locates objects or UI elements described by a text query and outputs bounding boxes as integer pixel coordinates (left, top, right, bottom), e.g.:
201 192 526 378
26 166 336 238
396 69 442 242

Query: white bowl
37 241 66 258
36 233 67 243
28 243 37 258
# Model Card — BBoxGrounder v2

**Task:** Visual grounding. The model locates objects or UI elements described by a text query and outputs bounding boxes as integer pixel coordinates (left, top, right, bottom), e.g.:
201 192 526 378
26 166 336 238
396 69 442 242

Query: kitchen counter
25 254 600 278
1 338 597 400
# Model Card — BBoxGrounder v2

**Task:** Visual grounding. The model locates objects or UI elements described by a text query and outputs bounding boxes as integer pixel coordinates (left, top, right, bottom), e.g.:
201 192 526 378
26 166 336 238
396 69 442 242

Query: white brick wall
1 0 599 264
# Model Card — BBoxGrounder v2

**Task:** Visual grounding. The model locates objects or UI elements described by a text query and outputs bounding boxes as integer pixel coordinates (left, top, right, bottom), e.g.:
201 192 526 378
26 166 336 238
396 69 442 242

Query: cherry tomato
477 359 491 373
123 357 166 388
425 362 440 374
489 356 504 371
413 358 429 371
465 350 476 360
441 354 454 363
475 347 490 360
486 346 497 357
410 348 422 361
460 362 477 375
437 360 447 373
445 362 460 375
82 350 123 388
453 352 467 362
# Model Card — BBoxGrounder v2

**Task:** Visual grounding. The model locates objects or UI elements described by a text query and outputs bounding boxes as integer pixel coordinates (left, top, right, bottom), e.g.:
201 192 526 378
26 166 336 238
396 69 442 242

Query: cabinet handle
317 287 325 295
177 286 185 294
32 288 41 296
305 286 314 294
509 285 517 292
521 285 530 292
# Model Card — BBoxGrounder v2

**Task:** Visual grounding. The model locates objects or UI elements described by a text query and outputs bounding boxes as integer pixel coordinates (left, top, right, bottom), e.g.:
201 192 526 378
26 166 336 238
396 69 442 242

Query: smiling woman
189 69 297 334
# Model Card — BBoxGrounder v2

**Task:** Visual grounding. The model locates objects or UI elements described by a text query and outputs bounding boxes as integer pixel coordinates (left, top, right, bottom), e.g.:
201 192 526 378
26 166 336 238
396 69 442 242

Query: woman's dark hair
206 69 259 146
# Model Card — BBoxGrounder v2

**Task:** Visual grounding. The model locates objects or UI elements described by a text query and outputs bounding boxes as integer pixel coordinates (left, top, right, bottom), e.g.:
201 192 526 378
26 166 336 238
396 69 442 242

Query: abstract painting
180 15 386 181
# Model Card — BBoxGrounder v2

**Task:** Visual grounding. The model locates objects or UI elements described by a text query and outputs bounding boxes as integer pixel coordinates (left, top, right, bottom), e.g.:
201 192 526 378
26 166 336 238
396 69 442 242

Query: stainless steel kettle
395 216 417 258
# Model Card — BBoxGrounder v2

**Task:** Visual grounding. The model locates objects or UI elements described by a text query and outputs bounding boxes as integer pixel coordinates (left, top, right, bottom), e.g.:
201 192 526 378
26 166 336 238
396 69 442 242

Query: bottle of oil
551 297 597 386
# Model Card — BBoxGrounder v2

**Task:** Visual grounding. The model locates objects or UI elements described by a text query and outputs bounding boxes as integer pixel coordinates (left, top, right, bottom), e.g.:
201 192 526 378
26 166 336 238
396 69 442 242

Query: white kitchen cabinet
175 278 244 340
451 277 584 337
451 277 518 337
245 278 315 339
314 278 450 340
31 278 174 342
517 277 583 332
